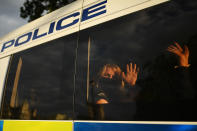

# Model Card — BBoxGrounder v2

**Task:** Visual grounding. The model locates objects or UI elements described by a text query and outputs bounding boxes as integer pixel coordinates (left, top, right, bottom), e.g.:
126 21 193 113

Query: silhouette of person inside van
135 42 194 121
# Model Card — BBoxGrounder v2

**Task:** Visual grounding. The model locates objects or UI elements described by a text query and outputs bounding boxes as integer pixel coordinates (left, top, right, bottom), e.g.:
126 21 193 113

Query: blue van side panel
74 122 197 131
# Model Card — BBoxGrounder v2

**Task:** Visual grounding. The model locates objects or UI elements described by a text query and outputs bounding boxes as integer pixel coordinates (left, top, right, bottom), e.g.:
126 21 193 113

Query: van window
75 0 197 121
1 33 77 120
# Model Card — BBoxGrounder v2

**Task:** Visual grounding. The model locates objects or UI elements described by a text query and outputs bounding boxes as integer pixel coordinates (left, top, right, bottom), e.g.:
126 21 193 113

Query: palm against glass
122 63 139 86
167 42 190 67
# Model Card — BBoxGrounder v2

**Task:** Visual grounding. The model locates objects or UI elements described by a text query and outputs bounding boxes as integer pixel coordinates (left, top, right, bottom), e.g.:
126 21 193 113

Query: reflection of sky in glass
77 0 197 69
4 33 77 119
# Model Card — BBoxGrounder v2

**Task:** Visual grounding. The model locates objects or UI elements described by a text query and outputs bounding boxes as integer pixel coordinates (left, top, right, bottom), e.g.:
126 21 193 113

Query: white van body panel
0 0 169 59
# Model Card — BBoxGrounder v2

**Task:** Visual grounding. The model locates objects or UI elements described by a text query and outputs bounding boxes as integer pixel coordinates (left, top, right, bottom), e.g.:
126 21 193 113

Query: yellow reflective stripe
3 120 73 131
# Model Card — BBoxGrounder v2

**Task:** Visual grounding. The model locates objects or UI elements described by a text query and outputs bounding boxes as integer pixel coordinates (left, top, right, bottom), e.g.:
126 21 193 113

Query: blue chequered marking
74 122 197 131
0 121 3 131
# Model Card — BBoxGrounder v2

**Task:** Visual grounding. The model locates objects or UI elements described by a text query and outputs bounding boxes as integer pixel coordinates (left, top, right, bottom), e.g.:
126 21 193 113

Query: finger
167 46 177 53
130 63 133 72
169 45 179 50
134 64 136 73
174 42 183 52
122 72 126 79
167 47 180 55
127 64 130 73
167 46 175 51
167 47 176 53
184 45 189 57
170 50 181 56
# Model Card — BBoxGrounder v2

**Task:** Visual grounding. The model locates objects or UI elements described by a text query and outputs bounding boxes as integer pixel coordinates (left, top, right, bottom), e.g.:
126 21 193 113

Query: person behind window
96 63 139 104
87 62 140 120
135 42 194 121
167 42 194 99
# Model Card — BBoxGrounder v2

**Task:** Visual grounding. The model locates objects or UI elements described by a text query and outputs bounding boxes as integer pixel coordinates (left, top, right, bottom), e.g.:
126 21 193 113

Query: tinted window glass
1 34 77 120
75 0 197 121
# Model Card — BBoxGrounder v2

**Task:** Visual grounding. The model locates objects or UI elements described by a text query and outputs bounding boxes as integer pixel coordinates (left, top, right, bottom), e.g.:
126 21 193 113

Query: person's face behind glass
103 67 115 79
101 66 121 79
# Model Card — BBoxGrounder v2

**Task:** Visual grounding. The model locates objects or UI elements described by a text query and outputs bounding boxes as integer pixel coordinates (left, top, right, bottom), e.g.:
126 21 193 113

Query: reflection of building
10 57 22 108
56 114 67 120
20 100 31 120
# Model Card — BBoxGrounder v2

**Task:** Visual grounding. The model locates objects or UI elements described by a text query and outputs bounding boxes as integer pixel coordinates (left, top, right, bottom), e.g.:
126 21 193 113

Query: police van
1 0 197 130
